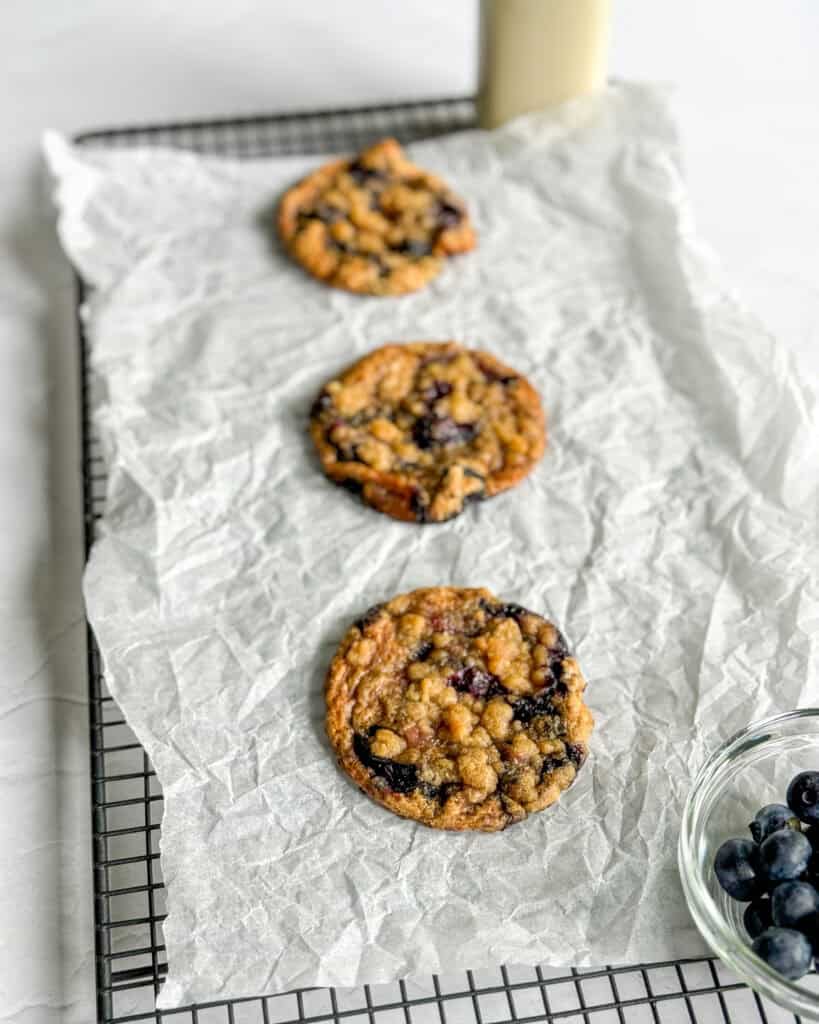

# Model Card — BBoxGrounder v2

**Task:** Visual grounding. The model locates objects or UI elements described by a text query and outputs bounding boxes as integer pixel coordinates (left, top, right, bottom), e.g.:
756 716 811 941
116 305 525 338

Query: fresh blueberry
744 897 773 939
714 838 764 901
803 824 819 875
787 771 819 825
750 804 802 844
772 880 819 934
447 666 502 699
758 828 812 883
752 927 813 980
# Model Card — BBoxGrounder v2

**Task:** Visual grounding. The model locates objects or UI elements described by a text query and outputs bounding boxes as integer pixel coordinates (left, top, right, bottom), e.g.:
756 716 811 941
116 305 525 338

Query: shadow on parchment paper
5 157 97 1022
256 193 293 267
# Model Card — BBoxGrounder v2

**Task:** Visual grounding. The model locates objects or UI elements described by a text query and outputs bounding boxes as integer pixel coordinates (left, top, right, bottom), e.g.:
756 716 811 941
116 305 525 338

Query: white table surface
1 3 817 1022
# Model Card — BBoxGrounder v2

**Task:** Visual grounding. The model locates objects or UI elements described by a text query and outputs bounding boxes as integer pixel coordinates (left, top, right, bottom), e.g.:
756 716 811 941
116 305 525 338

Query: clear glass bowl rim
678 708 819 1019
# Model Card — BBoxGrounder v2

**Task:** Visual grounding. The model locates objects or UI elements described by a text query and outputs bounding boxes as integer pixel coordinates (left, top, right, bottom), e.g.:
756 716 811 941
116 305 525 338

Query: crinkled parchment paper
44 84 818 1008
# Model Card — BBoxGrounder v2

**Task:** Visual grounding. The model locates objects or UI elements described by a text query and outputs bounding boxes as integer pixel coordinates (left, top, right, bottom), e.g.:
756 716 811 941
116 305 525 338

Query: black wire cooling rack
75 96 792 1024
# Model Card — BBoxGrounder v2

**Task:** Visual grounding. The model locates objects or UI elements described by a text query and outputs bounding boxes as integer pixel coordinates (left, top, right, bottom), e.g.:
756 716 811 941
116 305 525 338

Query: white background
1 3 817 1021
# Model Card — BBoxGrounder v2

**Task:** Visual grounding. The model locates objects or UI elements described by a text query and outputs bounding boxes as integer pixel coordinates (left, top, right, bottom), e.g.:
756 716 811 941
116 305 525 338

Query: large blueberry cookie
310 342 546 523
325 588 593 832
277 138 476 295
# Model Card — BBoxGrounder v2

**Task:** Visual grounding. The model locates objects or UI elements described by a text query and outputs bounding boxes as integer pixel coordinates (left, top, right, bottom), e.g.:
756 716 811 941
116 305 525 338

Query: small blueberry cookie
325 587 593 832
310 342 546 523
277 138 476 295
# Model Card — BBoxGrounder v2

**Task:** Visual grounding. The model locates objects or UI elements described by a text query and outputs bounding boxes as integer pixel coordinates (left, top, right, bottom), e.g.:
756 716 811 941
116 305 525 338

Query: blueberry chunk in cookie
325 587 593 832
310 342 546 523
277 138 476 296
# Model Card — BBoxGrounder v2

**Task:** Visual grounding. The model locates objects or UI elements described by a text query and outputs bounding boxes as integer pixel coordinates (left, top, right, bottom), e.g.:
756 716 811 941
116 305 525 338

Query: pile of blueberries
715 771 819 981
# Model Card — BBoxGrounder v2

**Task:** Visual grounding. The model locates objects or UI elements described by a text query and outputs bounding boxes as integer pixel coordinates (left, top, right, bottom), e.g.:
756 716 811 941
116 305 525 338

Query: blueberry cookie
310 342 546 523
278 138 476 295
325 587 593 832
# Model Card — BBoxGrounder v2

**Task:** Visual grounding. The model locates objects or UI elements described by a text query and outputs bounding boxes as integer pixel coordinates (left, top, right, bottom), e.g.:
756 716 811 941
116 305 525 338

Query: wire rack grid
74 96 793 1024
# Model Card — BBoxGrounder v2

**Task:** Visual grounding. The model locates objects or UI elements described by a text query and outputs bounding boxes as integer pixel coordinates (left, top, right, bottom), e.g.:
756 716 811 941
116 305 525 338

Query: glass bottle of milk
479 0 611 128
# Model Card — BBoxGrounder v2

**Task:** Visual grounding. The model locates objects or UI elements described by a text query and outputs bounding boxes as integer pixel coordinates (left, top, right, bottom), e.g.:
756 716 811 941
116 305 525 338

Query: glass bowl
679 709 819 1018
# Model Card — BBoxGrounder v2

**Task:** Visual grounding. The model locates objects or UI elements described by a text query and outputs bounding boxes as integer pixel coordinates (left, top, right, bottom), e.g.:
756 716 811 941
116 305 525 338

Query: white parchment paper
45 84 818 1008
